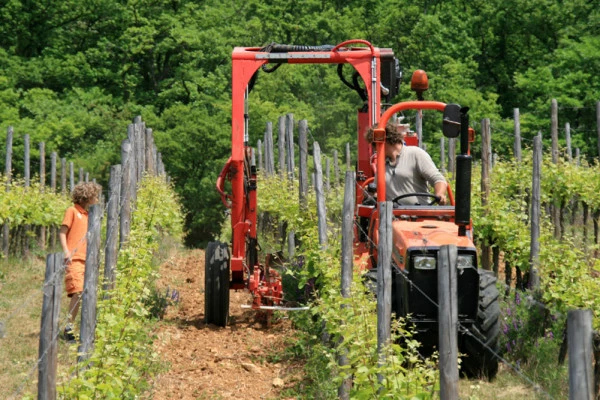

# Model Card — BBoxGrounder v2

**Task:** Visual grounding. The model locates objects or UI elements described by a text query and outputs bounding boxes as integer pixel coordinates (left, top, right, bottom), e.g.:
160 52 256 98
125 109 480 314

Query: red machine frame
218 40 390 308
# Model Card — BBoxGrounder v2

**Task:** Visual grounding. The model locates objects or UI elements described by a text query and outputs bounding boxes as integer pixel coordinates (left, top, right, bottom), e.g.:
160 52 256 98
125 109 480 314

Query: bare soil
146 249 541 400
148 249 302 399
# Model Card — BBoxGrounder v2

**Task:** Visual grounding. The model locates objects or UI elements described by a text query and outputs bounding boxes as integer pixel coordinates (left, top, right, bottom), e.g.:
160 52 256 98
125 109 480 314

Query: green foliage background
0 0 598 245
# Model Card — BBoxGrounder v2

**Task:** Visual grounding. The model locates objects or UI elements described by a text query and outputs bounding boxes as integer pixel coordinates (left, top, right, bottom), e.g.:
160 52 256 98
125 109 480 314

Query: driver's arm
417 149 447 205
433 181 448 205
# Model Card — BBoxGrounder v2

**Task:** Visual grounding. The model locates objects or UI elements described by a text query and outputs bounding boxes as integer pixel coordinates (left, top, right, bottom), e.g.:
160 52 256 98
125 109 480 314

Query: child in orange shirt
59 182 101 342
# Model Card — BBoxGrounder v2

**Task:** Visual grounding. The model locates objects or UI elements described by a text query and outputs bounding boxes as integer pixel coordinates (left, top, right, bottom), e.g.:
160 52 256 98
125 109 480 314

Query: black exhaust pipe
455 108 472 236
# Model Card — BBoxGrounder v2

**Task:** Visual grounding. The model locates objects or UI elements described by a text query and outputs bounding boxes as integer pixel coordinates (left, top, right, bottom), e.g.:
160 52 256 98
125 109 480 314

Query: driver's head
365 123 407 145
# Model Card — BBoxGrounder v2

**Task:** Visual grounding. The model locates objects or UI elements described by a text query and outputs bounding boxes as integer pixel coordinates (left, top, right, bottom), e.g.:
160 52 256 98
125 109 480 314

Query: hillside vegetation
0 0 598 244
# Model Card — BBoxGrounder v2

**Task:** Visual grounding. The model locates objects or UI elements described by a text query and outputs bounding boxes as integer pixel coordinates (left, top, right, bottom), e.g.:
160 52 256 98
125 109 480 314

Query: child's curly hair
365 123 406 145
72 182 101 206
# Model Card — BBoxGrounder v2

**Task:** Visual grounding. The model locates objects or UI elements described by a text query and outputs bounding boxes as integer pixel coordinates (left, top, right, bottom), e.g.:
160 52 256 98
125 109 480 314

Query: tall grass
0 254 74 398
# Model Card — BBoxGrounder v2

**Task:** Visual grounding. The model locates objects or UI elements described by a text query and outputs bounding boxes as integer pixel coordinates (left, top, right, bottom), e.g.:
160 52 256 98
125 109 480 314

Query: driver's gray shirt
384 145 445 205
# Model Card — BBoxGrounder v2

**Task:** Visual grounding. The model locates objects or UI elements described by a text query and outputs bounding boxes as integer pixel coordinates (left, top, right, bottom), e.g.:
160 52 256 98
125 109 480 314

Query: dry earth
148 249 302 400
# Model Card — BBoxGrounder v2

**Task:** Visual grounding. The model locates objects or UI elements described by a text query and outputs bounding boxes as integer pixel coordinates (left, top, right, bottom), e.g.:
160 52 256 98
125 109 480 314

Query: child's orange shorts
65 260 86 296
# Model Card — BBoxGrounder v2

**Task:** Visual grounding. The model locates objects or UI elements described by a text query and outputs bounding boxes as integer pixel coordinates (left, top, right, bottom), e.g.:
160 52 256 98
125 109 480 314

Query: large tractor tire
204 241 230 327
461 269 501 380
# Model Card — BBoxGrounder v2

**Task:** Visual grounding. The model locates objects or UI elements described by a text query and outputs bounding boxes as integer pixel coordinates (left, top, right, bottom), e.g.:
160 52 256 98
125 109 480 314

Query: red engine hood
391 220 476 268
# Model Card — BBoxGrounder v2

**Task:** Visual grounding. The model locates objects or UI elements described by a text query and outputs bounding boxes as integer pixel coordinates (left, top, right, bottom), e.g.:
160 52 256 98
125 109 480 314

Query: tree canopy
0 0 598 245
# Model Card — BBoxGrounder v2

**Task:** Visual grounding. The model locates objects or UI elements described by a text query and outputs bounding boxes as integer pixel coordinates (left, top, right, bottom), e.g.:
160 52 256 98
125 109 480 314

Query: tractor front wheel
461 269 500 380
204 241 230 327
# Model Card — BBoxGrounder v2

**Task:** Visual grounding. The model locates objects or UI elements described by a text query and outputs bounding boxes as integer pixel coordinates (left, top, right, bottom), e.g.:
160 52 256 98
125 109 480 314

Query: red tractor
355 87 500 379
206 40 499 379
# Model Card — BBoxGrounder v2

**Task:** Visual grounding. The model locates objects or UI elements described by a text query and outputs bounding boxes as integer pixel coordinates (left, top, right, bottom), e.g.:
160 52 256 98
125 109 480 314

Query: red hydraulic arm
227 40 385 290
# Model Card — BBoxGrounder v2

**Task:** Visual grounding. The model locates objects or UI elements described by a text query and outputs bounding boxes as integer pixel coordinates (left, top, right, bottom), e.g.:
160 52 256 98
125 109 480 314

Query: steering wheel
392 192 441 206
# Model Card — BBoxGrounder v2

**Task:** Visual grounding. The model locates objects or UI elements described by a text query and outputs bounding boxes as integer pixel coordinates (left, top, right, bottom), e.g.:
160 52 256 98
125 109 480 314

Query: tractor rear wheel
461 269 500 380
204 241 230 327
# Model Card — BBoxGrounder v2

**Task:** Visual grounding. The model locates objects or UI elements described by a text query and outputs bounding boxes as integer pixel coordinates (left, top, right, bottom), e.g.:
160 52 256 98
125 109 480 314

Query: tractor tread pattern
461 269 500 380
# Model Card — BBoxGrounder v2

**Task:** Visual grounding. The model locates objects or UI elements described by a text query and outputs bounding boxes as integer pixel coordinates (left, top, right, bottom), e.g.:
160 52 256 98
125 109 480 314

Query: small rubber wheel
204 241 230 326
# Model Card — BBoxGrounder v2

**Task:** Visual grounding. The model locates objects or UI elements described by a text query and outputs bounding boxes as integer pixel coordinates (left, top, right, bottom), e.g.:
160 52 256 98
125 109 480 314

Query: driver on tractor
366 122 448 206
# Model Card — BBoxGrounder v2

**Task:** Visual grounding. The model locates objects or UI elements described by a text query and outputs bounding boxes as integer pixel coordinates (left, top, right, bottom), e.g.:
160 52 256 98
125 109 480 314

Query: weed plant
499 289 568 399
145 286 181 320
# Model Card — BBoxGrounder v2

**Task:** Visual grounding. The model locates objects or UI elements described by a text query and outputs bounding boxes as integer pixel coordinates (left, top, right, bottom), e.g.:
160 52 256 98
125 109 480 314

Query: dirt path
148 249 300 399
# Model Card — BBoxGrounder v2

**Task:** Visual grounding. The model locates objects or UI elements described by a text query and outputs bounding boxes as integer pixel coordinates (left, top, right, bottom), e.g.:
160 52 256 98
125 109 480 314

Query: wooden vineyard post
313 142 327 248
346 143 351 170
39 142 45 191
593 331 600 398
145 128 155 175
448 138 456 177
133 116 145 182
551 99 559 163
416 110 423 148
120 139 132 247
257 139 263 172
285 113 295 181
50 152 57 193
24 135 31 257
24 134 30 187
333 150 340 188
493 246 500 277
267 122 275 177
566 123 572 162
298 120 309 208
438 244 458 400
278 116 286 178
39 142 46 250
104 165 121 294
50 152 58 248
568 310 593 400
3 126 13 257
314 141 330 345
156 152 164 177
61 158 66 196
38 253 64 400
78 205 102 364
151 129 159 177
377 201 392 384
127 124 138 203
530 133 542 290
340 171 355 305
440 137 446 174
325 158 331 192
269 121 276 176
266 122 276 177
263 124 270 176
287 231 295 260
69 162 74 193
551 99 561 239
338 171 355 400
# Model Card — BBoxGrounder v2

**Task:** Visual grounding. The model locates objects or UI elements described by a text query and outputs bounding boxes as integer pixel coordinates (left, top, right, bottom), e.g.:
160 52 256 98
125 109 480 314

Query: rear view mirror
442 104 461 138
